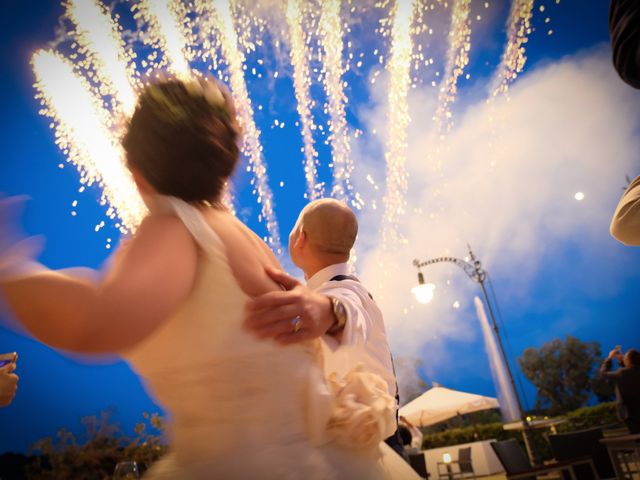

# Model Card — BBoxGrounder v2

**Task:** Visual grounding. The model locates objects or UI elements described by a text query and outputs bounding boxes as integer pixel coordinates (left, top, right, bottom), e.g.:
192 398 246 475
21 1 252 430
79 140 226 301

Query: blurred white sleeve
410 425 423 449
611 175 640 246
316 282 397 399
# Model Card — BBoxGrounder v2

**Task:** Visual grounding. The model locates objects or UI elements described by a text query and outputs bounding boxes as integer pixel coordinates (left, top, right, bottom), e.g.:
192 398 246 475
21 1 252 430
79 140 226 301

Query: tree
26 410 166 479
518 336 601 415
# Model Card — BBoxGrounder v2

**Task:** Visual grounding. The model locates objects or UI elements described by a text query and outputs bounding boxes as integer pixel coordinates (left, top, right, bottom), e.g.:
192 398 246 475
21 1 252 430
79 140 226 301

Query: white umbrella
399 386 500 427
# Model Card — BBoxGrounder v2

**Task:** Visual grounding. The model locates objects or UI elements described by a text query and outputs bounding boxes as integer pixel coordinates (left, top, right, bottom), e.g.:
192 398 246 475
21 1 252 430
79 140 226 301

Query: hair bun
123 75 241 203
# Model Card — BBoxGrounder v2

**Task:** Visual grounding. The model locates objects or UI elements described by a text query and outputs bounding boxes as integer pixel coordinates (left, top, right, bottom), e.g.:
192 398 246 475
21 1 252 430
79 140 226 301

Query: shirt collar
306 263 350 290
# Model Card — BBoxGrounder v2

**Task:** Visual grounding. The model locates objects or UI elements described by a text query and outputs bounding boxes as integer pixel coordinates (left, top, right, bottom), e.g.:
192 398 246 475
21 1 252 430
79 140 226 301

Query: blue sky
1 0 639 453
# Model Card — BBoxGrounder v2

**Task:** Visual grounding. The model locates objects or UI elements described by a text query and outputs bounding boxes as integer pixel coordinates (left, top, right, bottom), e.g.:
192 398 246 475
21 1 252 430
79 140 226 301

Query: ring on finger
291 316 303 333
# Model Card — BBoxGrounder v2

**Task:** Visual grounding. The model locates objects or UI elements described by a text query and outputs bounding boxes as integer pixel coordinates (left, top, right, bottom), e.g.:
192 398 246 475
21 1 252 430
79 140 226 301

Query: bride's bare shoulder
204 211 283 295
215 211 282 269
134 212 196 250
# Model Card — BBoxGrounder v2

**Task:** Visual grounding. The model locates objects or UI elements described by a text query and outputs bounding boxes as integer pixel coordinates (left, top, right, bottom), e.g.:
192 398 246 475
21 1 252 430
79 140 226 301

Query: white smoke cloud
351 46 640 387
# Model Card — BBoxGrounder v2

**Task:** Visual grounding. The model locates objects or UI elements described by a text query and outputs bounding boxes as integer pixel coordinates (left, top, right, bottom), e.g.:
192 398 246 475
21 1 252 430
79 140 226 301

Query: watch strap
326 296 347 335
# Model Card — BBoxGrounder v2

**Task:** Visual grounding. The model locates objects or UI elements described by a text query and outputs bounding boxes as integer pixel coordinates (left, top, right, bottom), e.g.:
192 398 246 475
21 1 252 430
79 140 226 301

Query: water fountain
474 296 520 422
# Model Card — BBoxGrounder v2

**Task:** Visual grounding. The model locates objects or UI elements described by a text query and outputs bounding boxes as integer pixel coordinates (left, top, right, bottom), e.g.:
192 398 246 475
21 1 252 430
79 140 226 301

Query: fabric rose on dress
326 364 396 451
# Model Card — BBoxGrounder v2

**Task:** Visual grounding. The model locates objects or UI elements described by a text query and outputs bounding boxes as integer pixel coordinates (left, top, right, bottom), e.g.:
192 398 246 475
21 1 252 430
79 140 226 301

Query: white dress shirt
611 175 640 246
307 263 397 401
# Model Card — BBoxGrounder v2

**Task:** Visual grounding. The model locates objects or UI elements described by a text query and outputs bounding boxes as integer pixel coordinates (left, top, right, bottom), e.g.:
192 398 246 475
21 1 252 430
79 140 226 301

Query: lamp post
412 245 537 464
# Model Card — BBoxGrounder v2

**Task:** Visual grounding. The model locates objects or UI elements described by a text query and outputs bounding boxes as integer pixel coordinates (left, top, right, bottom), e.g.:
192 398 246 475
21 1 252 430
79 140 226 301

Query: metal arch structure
412 250 486 284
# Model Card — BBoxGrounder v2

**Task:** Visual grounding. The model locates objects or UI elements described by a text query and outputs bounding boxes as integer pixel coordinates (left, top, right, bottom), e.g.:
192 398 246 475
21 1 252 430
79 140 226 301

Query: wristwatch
326 296 347 336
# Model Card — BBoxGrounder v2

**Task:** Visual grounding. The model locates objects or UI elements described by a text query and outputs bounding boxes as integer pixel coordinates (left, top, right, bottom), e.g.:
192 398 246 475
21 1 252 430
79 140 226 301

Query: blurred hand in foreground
0 352 18 407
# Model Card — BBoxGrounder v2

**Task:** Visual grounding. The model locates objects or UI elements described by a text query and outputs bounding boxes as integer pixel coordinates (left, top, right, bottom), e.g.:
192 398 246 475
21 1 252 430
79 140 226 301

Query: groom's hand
243 267 335 344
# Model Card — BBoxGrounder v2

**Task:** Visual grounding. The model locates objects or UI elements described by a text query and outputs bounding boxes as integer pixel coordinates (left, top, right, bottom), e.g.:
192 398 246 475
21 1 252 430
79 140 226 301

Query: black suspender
329 274 374 300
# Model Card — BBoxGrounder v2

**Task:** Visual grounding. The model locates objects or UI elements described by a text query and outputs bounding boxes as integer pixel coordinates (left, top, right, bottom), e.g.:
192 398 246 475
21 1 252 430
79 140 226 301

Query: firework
201 0 282 253
133 0 191 78
381 0 417 249
434 0 472 135
66 0 138 115
491 0 534 97
32 50 145 231
319 0 354 204
286 0 322 200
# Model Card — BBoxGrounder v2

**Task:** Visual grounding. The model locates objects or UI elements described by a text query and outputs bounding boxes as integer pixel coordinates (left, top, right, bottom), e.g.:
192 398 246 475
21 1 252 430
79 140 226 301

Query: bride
0 76 419 479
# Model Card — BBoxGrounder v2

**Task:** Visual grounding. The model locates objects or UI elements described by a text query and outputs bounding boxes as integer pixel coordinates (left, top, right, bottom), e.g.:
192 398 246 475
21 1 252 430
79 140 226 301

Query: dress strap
150 195 226 257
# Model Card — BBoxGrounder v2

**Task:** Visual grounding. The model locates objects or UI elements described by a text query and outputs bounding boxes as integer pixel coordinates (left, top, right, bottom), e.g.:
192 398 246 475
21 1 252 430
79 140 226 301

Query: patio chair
599 432 640 479
549 426 614 479
436 446 476 479
602 424 630 437
490 438 596 480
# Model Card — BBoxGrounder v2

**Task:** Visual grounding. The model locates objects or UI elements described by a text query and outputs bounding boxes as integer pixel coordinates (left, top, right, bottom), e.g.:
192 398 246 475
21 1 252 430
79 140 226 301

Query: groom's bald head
289 199 358 269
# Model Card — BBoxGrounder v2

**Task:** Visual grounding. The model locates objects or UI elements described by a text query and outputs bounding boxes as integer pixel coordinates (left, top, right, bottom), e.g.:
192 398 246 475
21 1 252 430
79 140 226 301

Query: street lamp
412 245 537 464
411 272 436 304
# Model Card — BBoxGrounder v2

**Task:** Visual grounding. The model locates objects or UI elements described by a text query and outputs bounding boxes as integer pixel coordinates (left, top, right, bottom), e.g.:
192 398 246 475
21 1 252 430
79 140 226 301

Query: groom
243 199 407 459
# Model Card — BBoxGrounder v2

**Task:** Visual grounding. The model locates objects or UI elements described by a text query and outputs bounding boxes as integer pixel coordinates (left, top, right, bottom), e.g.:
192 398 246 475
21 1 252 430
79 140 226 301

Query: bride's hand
0 195 44 279
243 267 335 344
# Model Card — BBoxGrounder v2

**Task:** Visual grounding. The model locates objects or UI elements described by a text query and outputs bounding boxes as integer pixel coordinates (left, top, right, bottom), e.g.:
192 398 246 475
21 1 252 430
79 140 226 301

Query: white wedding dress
122 197 420 480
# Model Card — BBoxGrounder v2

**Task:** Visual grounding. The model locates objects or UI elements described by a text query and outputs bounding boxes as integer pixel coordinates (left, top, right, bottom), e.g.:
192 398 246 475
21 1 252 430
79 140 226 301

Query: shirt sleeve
316 284 370 347
409 425 423 449
610 0 640 89
610 175 640 246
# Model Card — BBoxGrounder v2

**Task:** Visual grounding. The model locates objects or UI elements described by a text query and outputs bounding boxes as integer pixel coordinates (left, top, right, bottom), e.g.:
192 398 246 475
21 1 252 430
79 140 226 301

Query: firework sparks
66 0 138 115
491 0 534 97
201 0 282 253
32 50 146 231
31 0 536 261
484 0 534 168
134 0 191 79
319 0 354 204
381 0 417 249
286 0 322 200
434 0 472 135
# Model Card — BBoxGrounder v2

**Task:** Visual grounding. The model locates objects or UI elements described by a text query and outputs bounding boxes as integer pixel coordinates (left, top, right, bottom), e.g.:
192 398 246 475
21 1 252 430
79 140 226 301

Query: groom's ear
296 230 307 249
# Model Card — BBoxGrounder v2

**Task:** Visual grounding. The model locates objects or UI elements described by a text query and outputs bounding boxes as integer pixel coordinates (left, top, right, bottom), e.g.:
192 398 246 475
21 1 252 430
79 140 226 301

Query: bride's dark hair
123 74 240 203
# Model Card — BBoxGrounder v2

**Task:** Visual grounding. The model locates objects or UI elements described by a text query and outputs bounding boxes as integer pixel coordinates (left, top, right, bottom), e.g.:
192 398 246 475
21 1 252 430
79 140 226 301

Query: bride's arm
1 214 198 354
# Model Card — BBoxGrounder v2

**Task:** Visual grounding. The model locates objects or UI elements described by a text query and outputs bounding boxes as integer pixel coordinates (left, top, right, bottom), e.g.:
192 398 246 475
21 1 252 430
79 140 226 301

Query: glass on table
113 461 140 480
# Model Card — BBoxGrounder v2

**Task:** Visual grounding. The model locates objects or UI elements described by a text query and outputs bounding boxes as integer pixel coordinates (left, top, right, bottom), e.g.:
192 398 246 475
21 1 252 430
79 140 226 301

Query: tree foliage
518 336 603 414
26 411 166 479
